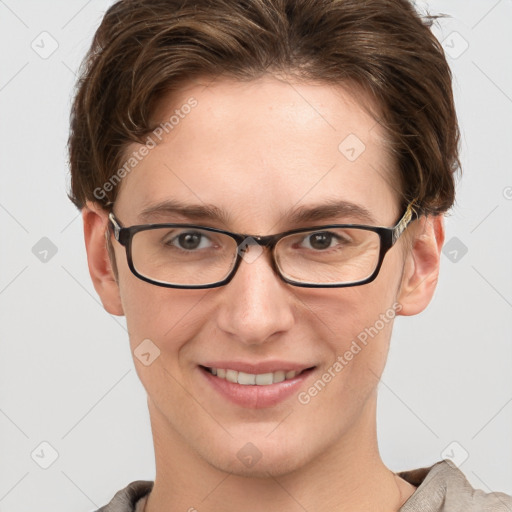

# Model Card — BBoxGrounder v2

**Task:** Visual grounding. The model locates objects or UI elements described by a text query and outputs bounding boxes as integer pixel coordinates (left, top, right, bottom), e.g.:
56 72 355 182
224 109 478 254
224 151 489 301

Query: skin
83 75 444 512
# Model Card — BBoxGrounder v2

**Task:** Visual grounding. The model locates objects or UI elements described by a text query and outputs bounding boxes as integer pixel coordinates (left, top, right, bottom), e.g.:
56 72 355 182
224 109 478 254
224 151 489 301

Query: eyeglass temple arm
108 212 122 240
392 202 418 244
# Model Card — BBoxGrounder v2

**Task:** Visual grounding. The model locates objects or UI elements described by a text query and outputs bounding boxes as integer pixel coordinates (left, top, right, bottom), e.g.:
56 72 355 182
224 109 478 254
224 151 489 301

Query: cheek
302 251 404 392
119 281 212 404
307 255 402 344
298 301 398 433
118 273 209 354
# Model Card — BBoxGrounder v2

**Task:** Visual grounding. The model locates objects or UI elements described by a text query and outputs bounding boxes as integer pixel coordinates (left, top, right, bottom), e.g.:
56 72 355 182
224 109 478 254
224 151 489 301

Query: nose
215 244 295 346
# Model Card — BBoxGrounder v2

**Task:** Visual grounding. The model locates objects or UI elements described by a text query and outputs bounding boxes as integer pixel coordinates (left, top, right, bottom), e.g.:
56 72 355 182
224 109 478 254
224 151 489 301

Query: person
67 0 512 511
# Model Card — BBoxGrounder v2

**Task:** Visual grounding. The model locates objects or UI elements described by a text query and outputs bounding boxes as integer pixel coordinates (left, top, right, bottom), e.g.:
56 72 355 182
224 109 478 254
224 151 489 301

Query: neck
143 392 416 512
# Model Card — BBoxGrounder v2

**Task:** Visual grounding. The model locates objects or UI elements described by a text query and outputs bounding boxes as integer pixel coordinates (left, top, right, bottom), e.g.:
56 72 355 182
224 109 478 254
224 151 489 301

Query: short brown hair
67 0 461 216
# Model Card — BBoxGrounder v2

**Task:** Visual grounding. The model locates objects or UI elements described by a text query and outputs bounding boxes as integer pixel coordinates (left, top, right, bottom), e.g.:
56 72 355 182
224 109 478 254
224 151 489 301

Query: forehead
116 75 399 230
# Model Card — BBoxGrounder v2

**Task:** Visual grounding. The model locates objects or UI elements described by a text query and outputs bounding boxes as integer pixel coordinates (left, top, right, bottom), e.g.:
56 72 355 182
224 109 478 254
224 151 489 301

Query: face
86 75 441 478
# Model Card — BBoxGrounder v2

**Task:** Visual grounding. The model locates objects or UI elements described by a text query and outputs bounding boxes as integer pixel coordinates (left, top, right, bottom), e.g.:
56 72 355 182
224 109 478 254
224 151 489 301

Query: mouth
199 365 316 386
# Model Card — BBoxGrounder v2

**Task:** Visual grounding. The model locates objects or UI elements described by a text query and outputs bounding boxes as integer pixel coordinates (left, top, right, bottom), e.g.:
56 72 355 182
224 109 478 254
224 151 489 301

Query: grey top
96 459 512 512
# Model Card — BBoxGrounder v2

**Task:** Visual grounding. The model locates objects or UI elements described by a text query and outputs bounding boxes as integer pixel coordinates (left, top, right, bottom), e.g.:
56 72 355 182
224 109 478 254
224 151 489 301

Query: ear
396 214 445 316
82 201 124 316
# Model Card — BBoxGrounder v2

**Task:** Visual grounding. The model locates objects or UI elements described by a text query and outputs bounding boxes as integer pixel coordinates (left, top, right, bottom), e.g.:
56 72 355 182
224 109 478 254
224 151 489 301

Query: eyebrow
137 198 376 227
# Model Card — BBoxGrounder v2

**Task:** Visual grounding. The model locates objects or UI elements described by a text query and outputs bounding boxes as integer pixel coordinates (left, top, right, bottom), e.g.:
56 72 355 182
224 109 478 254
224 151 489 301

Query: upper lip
200 361 316 374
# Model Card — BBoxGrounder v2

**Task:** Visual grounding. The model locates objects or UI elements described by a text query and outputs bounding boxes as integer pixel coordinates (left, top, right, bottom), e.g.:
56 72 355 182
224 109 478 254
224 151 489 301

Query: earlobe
82 201 124 316
396 215 445 316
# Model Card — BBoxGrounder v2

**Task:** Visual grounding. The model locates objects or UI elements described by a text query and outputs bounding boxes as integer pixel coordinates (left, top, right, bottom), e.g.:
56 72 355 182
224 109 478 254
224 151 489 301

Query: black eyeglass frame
108 202 418 289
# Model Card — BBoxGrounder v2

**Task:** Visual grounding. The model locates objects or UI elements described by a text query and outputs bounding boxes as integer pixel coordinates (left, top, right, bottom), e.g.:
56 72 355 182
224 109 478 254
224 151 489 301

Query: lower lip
198 366 315 409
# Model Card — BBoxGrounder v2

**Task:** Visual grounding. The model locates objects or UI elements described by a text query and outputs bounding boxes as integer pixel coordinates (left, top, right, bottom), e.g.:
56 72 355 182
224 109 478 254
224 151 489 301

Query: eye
163 230 214 251
299 231 350 251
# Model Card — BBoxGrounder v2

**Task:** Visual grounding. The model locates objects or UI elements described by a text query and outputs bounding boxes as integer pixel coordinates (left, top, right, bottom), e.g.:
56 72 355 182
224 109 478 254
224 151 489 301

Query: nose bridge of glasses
239 232 281 249
234 234 277 268
234 233 282 283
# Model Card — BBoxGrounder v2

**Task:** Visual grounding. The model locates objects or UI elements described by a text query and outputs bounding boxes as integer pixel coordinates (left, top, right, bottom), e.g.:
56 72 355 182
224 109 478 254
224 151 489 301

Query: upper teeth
209 367 302 385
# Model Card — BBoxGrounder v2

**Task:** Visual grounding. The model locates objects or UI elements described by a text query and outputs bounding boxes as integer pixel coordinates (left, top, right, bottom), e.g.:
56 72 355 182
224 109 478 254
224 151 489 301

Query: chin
210 451 306 479
201 435 312 479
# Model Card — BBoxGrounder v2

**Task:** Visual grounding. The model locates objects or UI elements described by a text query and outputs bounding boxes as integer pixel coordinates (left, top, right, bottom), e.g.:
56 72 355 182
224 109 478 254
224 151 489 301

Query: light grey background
0 1 511 510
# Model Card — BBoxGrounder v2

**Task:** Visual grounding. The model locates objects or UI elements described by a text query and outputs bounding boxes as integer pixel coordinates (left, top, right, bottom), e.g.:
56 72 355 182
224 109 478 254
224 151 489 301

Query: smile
198 364 317 408
202 366 312 386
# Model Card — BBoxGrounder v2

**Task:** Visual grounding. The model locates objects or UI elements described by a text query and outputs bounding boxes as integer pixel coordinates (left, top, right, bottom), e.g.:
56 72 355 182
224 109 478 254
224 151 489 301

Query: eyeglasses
108 202 418 289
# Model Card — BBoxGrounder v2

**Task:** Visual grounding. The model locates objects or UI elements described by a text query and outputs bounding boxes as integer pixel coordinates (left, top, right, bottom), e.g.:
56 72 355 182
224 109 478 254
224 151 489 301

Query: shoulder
398 459 512 512
95 480 154 512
